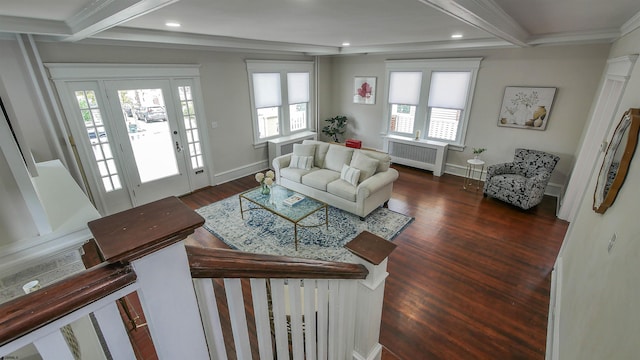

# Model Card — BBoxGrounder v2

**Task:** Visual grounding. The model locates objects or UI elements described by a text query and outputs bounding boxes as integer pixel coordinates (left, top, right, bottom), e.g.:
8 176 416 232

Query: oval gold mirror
593 108 640 213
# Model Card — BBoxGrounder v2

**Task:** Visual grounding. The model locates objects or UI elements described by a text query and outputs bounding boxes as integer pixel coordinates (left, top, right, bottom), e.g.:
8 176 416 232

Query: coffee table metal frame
239 185 328 250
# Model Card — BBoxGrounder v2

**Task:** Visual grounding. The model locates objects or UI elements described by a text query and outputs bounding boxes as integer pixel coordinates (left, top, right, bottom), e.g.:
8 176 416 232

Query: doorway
49 65 209 215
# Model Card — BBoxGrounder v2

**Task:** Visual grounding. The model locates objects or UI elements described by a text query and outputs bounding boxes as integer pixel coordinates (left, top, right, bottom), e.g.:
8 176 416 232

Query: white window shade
253 73 282 108
287 72 309 104
428 71 471 110
388 72 422 105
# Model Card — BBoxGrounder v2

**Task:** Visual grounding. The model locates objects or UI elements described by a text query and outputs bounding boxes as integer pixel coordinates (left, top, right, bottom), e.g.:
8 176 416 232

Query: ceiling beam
61 0 180 42
0 15 70 36
417 0 530 47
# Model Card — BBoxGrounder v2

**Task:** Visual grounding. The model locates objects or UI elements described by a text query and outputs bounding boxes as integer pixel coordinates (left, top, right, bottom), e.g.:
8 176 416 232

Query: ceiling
1 0 639 55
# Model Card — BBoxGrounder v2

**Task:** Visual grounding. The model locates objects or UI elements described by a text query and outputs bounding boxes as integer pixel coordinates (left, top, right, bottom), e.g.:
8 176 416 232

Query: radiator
384 136 448 176
268 131 317 168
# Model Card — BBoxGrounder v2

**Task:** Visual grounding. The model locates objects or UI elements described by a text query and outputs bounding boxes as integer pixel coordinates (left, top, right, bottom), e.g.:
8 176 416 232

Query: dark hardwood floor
179 164 568 359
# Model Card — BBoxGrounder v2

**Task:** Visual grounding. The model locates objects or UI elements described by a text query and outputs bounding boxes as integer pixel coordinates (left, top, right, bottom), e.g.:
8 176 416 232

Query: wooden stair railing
0 262 135 347
187 231 395 360
187 245 369 279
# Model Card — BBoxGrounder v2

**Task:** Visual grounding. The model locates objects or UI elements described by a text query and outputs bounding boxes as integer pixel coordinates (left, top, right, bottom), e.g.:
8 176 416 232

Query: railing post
88 197 208 360
345 231 397 360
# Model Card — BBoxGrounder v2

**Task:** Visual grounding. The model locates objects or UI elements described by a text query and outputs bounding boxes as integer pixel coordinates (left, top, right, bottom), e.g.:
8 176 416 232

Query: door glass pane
116 88 179 183
178 85 204 169
74 90 121 192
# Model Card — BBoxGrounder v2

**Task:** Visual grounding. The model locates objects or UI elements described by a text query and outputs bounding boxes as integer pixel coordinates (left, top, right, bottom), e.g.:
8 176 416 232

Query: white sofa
272 140 399 218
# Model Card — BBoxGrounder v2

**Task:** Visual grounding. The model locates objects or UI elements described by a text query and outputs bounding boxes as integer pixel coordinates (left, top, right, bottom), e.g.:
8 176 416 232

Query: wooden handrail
187 246 368 279
0 262 136 346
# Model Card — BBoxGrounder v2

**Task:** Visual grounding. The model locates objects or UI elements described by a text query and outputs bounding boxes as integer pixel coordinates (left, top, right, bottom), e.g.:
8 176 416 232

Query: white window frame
246 60 315 145
383 58 482 150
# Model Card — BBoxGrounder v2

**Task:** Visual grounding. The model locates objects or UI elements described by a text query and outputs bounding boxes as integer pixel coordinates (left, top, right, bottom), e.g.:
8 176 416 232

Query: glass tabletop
240 185 326 222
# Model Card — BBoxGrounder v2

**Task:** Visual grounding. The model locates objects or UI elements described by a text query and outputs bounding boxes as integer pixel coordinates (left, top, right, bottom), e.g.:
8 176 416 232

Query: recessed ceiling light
451 34 463 39
166 22 181 28
342 42 351 46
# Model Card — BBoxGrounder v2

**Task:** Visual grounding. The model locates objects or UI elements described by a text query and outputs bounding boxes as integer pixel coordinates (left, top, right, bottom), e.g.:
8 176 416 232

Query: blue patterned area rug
196 195 413 263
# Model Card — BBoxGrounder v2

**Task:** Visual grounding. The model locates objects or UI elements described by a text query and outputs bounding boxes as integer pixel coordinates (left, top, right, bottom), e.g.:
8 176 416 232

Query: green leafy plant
473 148 486 155
322 115 348 142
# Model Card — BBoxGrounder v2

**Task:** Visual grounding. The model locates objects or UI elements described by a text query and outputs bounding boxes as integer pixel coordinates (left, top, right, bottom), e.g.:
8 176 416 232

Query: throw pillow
324 146 354 172
340 164 361 186
293 143 316 157
289 154 313 170
350 152 379 183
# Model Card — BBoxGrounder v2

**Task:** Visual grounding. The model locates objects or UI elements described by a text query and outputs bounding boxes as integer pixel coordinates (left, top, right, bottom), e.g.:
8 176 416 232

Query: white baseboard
546 257 562 360
212 160 269 185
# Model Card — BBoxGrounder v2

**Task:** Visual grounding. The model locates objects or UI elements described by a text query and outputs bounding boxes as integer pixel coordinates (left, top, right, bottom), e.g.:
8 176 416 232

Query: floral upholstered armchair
483 148 559 210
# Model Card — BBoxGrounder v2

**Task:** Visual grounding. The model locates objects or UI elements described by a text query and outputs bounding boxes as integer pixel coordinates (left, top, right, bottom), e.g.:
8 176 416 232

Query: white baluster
93 302 136 360
303 279 317 360
316 279 329 360
270 279 290 359
288 280 304 360
193 278 228 360
33 330 75 360
250 278 274 360
224 278 252 359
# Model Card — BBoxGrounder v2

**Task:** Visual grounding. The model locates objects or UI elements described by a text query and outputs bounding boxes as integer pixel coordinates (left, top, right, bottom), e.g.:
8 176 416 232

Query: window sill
384 134 465 151
253 130 317 149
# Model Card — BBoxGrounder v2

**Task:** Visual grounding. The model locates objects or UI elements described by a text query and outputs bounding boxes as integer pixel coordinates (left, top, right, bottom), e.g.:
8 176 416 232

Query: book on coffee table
283 194 305 206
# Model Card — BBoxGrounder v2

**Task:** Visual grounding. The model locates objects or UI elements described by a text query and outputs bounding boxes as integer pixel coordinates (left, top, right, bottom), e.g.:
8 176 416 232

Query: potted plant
322 115 348 143
472 147 486 159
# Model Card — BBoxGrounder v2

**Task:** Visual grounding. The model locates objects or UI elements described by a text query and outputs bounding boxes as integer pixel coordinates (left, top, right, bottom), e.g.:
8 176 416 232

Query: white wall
555 27 640 359
327 44 610 188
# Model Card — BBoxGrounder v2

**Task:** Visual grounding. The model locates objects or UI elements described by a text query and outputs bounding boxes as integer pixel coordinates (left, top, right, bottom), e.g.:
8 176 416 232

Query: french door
53 71 208 215
104 80 189 206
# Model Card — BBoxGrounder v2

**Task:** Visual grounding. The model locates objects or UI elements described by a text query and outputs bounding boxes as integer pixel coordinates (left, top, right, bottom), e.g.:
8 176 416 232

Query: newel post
345 231 397 360
88 197 209 360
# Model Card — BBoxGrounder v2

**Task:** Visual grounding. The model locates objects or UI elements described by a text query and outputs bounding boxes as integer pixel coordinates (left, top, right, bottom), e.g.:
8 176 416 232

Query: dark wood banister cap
0 262 135 347
187 246 368 279
88 196 205 263
345 231 397 265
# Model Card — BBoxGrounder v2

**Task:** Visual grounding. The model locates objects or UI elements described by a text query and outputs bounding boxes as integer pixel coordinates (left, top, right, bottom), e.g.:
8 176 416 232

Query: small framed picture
498 86 557 130
353 76 376 105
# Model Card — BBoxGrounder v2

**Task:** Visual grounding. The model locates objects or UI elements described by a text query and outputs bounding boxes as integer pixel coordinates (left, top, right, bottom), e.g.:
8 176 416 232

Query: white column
131 241 209 360
352 258 390 360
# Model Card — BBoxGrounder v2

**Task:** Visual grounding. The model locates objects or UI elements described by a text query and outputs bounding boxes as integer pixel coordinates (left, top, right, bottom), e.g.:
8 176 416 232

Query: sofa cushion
324 146 354 172
289 154 313 170
357 148 391 173
301 169 340 191
302 140 330 168
340 164 361 186
350 152 379 183
280 166 315 183
327 179 357 202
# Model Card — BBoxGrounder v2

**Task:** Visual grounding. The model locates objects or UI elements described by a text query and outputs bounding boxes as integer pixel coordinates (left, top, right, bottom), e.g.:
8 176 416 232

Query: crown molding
620 10 640 37
527 29 620 46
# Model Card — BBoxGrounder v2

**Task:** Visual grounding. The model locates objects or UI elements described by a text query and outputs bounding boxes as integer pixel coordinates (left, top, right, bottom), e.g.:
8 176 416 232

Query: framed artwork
498 86 557 130
353 76 376 105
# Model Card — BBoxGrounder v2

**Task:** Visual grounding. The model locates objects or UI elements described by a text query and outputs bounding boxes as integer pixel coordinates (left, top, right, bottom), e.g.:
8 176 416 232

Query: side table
463 158 485 191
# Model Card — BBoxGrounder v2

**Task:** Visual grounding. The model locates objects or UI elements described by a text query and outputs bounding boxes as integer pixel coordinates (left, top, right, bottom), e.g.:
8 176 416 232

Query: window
247 60 314 143
385 58 481 149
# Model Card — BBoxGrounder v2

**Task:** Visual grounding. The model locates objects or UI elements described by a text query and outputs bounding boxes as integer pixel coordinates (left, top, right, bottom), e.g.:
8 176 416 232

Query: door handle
175 141 183 152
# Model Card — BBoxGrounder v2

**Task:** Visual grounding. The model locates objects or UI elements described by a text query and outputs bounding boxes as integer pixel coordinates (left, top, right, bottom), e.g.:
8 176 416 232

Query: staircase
0 197 395 360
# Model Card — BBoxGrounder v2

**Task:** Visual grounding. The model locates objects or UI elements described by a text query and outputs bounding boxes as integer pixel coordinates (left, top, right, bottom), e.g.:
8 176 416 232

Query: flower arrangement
472 148 486 159
255 170 275 195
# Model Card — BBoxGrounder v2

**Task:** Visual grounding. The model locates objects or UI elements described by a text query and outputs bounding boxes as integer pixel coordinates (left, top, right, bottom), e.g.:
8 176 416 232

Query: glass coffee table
239 185 328 250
